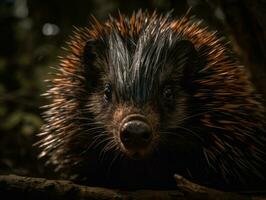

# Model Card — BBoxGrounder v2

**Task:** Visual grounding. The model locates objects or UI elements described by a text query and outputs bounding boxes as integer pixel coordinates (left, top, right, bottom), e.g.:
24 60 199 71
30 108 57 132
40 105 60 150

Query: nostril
131 152 141 159
141 131 151 141
121 130 130 142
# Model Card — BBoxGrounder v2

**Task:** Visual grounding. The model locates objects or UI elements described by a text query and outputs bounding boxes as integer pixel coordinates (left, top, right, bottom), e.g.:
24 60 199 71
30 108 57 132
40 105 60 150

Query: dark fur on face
87 17 199 159
38 11 266 190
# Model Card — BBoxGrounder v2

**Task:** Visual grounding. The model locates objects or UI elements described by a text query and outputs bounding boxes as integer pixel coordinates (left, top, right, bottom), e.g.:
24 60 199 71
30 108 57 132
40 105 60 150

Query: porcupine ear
83 39 102 89
173 40 200 93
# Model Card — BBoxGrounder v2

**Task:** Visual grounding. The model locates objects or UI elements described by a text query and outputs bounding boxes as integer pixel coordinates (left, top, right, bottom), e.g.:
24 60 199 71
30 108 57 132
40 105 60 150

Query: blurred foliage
0 0 226 178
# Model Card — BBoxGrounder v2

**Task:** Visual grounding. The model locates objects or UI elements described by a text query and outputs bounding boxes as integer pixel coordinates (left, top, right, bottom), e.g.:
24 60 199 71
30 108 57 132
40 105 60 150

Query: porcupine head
38 11 266 190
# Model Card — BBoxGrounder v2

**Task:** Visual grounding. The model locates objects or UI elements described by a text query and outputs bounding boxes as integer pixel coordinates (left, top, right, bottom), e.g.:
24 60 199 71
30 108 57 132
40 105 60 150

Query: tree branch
0 174 264 200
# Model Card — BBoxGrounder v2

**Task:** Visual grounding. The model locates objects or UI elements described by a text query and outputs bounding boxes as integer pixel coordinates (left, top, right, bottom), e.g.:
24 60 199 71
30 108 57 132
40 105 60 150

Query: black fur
39 11 266 191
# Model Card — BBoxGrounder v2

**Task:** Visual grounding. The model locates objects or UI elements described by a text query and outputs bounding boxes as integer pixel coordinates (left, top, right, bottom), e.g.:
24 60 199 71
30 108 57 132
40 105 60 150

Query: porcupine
37 11 266 191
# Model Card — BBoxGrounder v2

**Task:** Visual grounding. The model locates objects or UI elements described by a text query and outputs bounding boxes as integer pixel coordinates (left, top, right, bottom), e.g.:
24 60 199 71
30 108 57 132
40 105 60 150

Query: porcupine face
39 11 266 190
86 27 200 160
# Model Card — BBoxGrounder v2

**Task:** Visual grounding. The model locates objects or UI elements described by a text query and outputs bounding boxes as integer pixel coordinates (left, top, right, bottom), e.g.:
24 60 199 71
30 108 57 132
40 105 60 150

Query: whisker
94 135 114 149
160 126 204 143
99 138 117 162
81 132 109 154
176 108 219 124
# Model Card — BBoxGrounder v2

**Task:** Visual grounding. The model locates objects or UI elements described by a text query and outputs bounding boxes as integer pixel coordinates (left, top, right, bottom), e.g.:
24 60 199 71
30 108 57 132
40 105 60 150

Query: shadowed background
0 0 265 180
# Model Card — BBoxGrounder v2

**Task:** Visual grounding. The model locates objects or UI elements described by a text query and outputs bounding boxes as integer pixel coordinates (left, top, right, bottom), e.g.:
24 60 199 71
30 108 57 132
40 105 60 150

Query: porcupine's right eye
104 83 112 102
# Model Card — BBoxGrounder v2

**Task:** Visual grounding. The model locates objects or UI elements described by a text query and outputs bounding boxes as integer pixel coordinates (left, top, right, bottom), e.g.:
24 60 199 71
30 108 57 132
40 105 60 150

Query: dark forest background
0 0 265 181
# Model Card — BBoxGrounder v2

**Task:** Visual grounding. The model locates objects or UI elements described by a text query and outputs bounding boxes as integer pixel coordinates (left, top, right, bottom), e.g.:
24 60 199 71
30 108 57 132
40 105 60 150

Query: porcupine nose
120 120 152 149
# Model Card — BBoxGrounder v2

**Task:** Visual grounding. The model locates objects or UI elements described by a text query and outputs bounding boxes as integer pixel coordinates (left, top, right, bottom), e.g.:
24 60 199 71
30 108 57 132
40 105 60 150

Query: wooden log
0 174 264 200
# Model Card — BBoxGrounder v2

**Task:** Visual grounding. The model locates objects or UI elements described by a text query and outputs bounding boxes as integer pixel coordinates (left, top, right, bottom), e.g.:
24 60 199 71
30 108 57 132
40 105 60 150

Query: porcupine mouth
118 114 155 160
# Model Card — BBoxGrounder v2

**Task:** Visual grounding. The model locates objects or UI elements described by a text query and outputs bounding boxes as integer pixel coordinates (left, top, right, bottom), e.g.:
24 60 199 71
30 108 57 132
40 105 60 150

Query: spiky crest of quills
37 10 266 186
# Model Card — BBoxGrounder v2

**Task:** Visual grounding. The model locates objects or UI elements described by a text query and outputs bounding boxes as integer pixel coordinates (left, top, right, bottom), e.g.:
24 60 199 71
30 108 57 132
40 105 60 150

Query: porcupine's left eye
162 87 174 100
104 83 112 102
